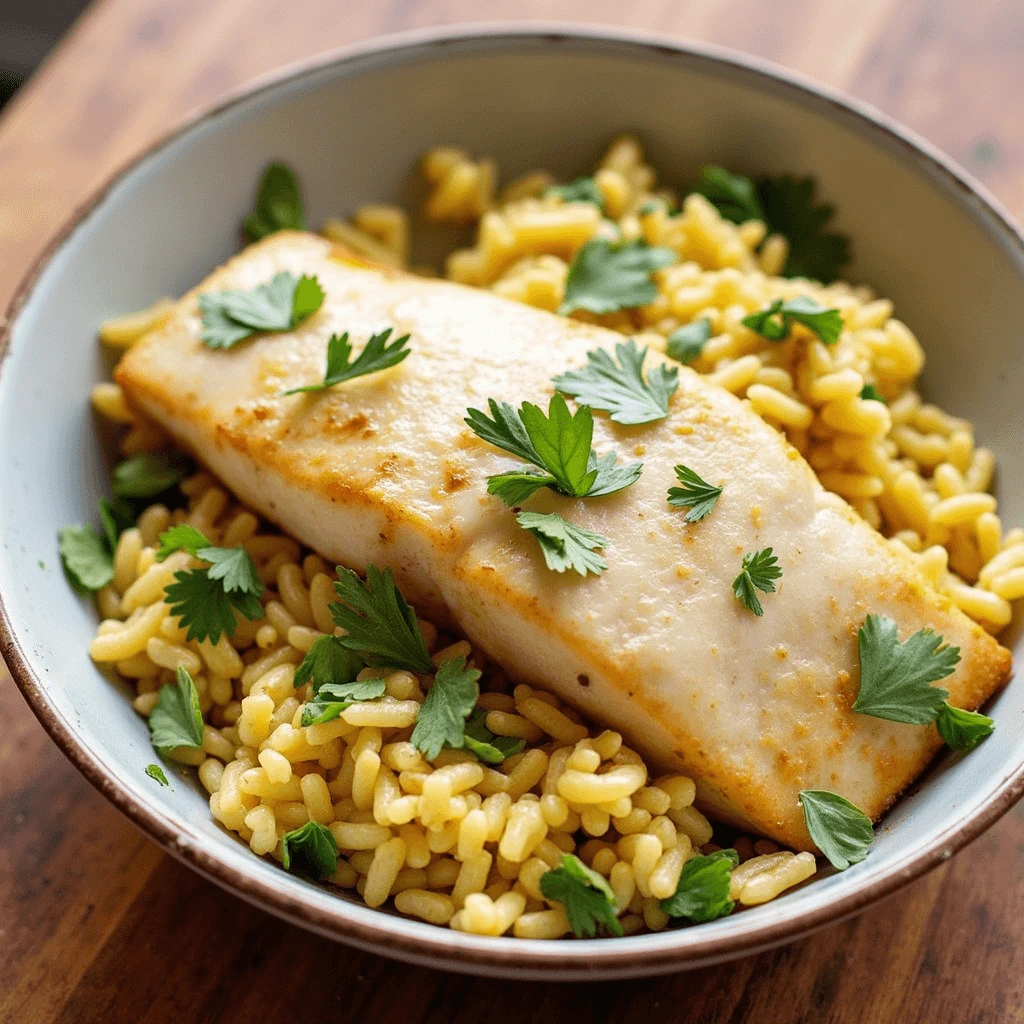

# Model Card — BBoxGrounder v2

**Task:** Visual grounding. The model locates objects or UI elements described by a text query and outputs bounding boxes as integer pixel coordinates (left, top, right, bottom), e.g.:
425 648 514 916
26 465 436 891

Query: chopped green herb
732 548 782 617
145 763 170 787
329 565 433 673
552 339 678 425
411 656 481 760
155 524 210 561
98 496 135 552
244 162 305 242
665 318 712 365
111 452 190 498
300 677 387 727
59 524 114 593
659 849 739 923
742 296 843 346
860 383 886 404
281 328 411 396
516 511 609 577
558 239 676 316
281 821 338 879
799 790 873 870
148 666 204 753
546 176 604 210
693 165 764 224
462 708 526 765
540 854 623 938
199 271 325 349
667 465 723 523
935 702 994 752
293 634 365 690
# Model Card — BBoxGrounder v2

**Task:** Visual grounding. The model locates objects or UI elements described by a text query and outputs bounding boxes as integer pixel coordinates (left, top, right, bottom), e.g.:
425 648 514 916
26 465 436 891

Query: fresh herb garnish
145 763 170 787
281 328 411 396
148 666 204 753
667 465 723 523
281 821 338 879
410 656 481 760
659 849 739 923
243 162 305 242
462 708 526 765
300 678 387 727
552 340 678 425
199 271 325 350
935 703 995 752
539 853 623 938
516 511 609 577
293 634 365 691
59 524 114 593
546 177 604 210
466 393 643 506
732 548 782 617
665 318 712 365
799 790 873 870
329 565 433 673
98 496 135 552
860 383 886 404
693 165 764 223
558 239 676 316
111 452 190 498
742 297 843 346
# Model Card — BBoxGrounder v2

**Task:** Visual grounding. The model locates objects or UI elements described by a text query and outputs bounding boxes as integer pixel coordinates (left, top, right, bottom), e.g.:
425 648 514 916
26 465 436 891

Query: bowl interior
2 28 1023 979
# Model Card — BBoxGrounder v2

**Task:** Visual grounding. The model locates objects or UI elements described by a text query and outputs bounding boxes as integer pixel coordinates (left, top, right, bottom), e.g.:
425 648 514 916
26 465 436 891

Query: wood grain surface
2 1 1024 1020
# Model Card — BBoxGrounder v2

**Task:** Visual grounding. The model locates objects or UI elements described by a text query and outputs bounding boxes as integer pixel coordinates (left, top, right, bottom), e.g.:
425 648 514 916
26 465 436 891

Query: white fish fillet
116 231 1011 849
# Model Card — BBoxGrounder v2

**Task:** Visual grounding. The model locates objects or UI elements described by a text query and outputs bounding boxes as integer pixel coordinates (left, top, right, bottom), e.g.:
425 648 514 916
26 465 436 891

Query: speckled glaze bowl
2 25 1023 981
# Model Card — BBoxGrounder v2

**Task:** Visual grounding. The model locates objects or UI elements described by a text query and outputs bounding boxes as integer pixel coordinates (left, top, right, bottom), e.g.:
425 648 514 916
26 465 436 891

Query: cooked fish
116 230 1011 849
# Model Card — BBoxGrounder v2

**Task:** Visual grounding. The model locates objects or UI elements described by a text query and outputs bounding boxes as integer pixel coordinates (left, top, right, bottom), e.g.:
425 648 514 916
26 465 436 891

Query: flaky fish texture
116 231 1011 849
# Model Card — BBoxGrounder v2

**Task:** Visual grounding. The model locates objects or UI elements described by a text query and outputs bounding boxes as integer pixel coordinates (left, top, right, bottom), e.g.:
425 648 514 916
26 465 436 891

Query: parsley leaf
659 849 739 923
282 328 411 396
281 821 338 879
301 678 386 727
199 271 325 349
59 524 114 593
516 511 608 577
98 496 135 552
204 546 264 596
462 708 526 765
860 383 886 404
585 450 644 497
558 239 676 316
666 317 712 365
539 853 623 938
145 763 170 787
111 452 190 498
294 634 365 690
667 465 723 523
243 162 305 242
519 394 599 495
936 702 994 752
742 297 843 346
546 177 605 210
853 614 960 725
799 790 873 870
553 340 678 425
693 165 764 223
148 666 204 752
411 656 481 760
330 565 433 673
732 548 782 616
156 524 210 561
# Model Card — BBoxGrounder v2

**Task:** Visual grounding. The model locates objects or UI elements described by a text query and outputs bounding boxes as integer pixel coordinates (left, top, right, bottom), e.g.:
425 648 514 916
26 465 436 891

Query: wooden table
2 1 1023 1020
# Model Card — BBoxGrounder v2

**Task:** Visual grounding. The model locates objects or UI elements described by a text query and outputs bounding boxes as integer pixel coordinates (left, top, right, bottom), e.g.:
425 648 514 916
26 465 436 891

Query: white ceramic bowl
2 25 1022 980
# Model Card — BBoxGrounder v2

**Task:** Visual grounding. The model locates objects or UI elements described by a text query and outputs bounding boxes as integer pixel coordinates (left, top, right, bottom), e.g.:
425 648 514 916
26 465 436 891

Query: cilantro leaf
199 271 325 349
799 790 873 870
411 656 480 760
98 496 135 553
659 849 739 923
462 708 525 765
558 239 676 316
519 393 598 496
111 452 190 498
553 340 678 425
294 634 365 690
666 317 712 365
540 853 623 938
282 328 411 396
742 297 843 346
486 469 559 506
300 678 386 727
667 465 723 523
164 568 261 643
693 165 764 223
148 666 204 752
732 548 782 616
853 614 959 725
936 702 994 752
860 383 886 404
156 524 210 561
757 176 850 283
204 546 264 596
546 177 604 210
465 399 539 465
329 565 432 673
243 161 305 242
59 524 114 593
516 511 608 577
281 821 338 879
145 763 170 787
585 449 644 497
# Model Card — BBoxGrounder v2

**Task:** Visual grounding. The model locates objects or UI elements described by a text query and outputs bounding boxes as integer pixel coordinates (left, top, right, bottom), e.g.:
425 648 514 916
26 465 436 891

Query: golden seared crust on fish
116 231 1011 850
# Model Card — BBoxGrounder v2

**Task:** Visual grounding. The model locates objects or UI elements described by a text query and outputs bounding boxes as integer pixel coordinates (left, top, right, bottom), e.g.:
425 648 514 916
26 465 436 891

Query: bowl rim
3 21 1024 980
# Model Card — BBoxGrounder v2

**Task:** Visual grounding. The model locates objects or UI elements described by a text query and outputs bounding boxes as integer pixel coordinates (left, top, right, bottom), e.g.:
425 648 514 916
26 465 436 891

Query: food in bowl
62 136 1016 939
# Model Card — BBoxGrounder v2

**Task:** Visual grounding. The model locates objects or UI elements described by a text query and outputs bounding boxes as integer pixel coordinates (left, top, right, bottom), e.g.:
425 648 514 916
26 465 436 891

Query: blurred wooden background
2 1 1024 1021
